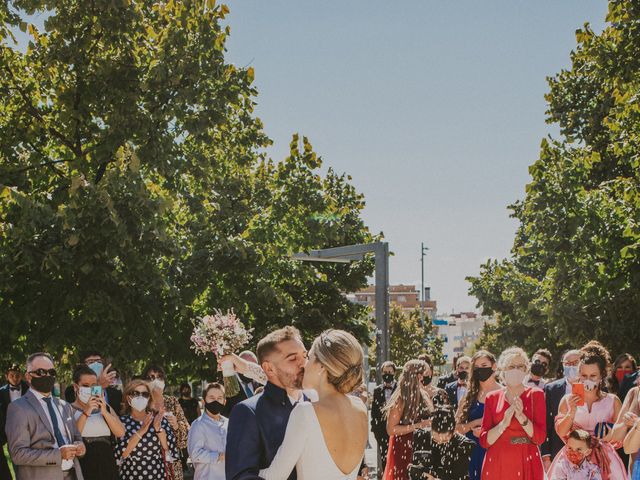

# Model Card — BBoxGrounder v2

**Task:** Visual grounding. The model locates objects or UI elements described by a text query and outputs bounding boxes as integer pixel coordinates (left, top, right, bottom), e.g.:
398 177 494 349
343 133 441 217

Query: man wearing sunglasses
5 352 86 480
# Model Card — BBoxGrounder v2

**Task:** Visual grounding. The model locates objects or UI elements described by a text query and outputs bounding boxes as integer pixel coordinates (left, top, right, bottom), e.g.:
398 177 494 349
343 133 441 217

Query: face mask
30 375 55 394
88 362 104 377
563 365 579 381
474 367 494 382
583 379 599 392
616 370 629 384
566 449 585 466
130 396 149 412
181 390 190 397
78 387 92 404
422 376 432 386
149 379 165 391
382 373 394 384
205 400 224 415
504 369 526 387
530 363 547 377
457 370 468 381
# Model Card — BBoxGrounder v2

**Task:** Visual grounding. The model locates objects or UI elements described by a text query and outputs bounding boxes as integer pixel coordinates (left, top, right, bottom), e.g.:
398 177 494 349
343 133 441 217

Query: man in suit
437 353 462 389
370 361 397 474
222 350 262 417
1 364 30 479
5 352 85 480
63 350 122 415
226 326 308 480
541 349 581 471
445 356 471 410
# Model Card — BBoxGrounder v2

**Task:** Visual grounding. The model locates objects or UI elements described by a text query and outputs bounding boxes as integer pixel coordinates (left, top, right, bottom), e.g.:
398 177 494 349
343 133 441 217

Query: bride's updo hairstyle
311 329 364 394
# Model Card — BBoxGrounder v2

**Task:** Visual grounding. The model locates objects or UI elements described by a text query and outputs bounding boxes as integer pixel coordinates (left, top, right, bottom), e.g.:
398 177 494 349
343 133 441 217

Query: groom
225 326 308 480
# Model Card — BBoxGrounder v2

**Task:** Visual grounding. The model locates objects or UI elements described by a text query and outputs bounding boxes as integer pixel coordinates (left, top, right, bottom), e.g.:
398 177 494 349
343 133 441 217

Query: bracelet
134 432 143 441
82 411 91 418
521 417 529 427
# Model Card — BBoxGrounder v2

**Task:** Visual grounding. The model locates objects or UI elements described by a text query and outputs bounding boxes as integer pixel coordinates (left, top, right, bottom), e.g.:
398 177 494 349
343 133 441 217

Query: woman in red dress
383 359 433 480
479 347 546 480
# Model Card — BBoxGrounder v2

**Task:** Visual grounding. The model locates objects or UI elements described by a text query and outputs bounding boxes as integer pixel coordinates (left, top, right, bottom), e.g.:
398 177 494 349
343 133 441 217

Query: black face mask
238 373 252 384
474 367 494 382
457 370 468 381
530 363 547 377
30 375 55 394
422 376 432 386
382 373 394 384
205 400 224 415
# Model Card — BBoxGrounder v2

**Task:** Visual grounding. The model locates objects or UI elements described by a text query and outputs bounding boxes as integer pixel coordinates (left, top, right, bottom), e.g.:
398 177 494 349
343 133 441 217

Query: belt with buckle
510 436 531 445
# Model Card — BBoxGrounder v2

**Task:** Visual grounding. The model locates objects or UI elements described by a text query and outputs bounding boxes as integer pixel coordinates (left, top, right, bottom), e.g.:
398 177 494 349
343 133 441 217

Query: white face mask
78 387 92 404
149 379 165 391
129 396 149 412
504 369 527 387
583 379 600 392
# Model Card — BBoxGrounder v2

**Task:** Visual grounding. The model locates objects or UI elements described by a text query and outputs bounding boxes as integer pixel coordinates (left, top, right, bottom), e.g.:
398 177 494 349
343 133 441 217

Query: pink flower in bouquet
191 309 253 358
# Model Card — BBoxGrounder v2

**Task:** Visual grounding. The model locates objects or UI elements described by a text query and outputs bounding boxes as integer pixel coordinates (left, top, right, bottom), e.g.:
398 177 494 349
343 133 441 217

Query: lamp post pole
420 242 429 328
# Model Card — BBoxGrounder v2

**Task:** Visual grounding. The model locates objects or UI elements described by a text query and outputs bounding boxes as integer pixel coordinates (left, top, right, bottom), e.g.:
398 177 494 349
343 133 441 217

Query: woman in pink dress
553 341 627 480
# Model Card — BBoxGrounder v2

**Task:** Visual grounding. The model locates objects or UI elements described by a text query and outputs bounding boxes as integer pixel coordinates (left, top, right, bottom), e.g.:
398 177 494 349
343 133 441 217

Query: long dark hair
457 350 496 424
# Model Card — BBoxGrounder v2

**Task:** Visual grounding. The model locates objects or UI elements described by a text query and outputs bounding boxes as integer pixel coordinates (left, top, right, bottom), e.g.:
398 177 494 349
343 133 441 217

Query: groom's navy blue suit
226 381 300 480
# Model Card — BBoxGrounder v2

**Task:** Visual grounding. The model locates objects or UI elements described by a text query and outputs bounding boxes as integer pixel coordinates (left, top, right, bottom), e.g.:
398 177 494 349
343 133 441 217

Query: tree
468 0 640 359
0 1 375 378
369 306 445 372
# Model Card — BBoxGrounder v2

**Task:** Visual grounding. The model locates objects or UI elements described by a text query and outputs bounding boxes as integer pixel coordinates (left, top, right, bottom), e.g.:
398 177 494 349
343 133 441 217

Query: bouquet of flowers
191 309 253 397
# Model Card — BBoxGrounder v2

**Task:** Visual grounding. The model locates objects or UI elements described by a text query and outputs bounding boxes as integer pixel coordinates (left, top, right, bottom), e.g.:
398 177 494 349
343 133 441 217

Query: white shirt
30 389 73 471
73 410 111 437
9 385 22 403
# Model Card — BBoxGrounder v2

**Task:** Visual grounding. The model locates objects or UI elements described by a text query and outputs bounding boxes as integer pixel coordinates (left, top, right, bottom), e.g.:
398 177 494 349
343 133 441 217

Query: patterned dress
163 395 190 480
115 415 179 480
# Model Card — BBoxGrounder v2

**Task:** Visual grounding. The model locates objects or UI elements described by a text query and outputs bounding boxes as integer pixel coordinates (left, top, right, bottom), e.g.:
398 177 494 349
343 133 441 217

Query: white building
433 312 496 366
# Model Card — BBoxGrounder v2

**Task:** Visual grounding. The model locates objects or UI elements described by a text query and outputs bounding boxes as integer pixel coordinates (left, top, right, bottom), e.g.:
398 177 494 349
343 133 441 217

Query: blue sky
223 1 608 313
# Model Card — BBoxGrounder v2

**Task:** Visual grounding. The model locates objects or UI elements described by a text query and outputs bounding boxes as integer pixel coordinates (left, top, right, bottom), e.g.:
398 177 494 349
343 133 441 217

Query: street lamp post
420 242 429 328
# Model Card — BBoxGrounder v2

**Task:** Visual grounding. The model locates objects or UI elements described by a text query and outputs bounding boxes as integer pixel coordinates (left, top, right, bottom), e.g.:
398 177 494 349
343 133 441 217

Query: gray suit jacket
5 390 84 480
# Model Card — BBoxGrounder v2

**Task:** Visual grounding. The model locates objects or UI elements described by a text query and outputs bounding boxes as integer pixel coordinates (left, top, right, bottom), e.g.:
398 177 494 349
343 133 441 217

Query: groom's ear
262 361 275 378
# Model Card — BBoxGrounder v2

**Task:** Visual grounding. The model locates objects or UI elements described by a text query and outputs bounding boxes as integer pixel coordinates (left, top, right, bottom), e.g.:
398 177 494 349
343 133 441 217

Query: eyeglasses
505 364 527 372
131 391 150 398
147 374 164 381
28 368 57 377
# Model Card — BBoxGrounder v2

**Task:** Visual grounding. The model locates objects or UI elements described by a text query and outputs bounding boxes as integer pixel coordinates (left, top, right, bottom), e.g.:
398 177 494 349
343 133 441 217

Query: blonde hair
497 347 530 380
384 359 433 424
122 379 153 415
310 329 364 394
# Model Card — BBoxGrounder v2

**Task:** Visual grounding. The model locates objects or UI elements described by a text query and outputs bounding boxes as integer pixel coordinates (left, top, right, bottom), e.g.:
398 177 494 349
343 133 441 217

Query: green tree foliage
469 1 640 359
0 1 374 377
370 306 445 372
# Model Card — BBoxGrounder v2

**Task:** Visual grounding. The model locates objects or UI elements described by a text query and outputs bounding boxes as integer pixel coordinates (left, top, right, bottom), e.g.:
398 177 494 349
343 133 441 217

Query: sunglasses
130 391 150 398
28 368 57 377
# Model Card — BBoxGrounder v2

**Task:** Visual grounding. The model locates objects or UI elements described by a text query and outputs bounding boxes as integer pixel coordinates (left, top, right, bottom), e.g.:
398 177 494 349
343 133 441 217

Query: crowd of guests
371 343 640 479
3 336 640 480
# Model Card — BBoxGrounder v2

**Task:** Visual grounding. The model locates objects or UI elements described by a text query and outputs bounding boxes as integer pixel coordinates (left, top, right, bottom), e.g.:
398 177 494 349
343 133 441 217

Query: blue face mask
563 365 579 381
88 361 104 377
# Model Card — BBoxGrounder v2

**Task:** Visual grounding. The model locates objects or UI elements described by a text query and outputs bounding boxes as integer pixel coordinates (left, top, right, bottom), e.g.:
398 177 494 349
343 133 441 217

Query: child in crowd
549 429 602 480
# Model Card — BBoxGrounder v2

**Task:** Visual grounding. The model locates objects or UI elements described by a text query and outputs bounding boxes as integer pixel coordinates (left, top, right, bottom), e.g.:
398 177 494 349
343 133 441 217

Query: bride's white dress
259 402 363 480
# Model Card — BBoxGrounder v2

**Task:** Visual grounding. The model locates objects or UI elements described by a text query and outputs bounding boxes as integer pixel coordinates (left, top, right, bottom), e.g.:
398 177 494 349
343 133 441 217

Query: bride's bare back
313 395 369 475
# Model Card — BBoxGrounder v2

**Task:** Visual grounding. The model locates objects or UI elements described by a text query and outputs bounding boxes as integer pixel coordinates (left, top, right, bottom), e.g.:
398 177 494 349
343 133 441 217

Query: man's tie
9 385 20 391
43 397 67 447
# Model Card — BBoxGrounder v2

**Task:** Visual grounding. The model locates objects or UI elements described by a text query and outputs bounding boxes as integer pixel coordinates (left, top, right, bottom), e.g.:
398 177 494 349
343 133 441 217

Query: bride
257 329 369 480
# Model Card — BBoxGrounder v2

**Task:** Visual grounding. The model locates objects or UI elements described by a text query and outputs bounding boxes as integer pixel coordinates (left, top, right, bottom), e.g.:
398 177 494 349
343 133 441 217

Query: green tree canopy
0 0 375 379
469 0 640 359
